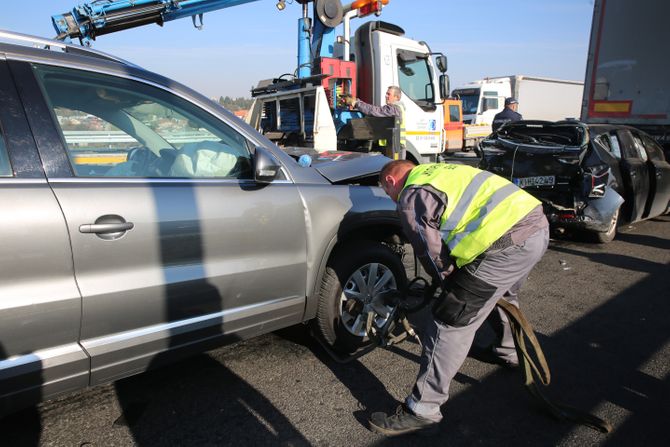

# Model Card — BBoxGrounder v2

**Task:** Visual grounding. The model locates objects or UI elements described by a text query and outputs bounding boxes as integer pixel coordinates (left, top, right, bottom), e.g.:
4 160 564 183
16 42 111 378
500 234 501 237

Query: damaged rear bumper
543 186 624 233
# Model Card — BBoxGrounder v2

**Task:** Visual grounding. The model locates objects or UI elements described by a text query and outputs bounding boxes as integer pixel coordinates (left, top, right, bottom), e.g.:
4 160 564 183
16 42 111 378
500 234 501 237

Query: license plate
513 175 555 188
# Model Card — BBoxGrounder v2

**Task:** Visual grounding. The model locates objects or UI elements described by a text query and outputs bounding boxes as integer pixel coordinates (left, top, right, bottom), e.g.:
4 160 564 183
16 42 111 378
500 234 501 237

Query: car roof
499 119 641 139
0 29 136 67
586 123 642 138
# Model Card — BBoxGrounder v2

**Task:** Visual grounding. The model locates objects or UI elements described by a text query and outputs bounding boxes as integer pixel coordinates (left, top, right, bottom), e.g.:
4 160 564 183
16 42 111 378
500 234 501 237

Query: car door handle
79 222 134 234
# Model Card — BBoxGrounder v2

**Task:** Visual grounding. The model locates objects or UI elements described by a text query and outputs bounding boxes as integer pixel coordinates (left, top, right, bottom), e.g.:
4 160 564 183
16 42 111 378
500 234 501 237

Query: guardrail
63 130 212 145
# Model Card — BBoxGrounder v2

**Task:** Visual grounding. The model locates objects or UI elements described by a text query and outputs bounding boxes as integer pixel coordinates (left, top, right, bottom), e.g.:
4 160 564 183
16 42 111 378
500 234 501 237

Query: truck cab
451 80 508 150
452 80 509 126
247 20 448 164
355 21 446 162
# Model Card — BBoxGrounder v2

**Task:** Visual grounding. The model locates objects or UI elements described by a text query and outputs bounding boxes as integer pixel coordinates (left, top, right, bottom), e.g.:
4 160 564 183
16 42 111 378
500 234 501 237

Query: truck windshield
452 89 480 115
397 51 434 106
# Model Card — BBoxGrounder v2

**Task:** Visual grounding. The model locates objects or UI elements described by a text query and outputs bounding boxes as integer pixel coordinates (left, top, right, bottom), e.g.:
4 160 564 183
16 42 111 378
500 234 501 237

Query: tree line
218 96 253 111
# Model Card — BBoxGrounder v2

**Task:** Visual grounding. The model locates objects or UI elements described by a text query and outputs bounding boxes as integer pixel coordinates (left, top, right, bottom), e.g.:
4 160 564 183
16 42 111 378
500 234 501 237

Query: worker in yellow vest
343 86 406 159
370 160 549 436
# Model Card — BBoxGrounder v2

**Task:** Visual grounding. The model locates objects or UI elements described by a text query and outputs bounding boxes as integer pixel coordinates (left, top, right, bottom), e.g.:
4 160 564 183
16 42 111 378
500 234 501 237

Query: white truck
581 0 670 156
246 9 449 164
452 75 583 149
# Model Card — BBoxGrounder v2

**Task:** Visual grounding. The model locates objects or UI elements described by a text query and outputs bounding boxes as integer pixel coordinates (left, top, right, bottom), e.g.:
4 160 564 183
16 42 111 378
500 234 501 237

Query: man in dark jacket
492 97 522 131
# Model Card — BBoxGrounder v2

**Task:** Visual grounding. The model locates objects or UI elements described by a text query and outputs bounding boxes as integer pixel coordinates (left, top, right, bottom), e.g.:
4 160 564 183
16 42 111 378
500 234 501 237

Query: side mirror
435 55 447 73
439 74 450 100
254 147 282 183
482 101 489 112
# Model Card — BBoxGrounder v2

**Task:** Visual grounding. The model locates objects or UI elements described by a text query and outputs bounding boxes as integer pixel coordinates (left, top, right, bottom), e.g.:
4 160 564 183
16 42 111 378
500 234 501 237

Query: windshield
397 51 435 105
497 123 587 146
453 89 480 115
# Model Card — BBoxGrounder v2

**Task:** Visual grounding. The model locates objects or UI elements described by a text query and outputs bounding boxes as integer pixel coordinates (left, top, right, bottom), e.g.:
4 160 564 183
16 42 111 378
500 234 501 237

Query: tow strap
496 299 613 433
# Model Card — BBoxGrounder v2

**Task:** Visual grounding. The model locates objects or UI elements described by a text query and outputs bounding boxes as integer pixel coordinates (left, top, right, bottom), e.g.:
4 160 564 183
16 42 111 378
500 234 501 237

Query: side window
631 134 649 162
54 107 141 176
640 134 665 162
448 105 460 123
33 64 253 179
482 97 499 111
609 134 622 159
0 131 12 177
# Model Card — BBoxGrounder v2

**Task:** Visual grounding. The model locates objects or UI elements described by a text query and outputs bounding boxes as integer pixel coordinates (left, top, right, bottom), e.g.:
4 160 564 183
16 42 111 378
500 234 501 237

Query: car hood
283 147 390 184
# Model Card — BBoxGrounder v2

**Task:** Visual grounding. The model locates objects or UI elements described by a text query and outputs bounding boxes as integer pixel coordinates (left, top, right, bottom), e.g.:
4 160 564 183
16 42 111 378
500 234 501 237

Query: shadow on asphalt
278 247 669 446
111 353 310 446
365 258 670 446
615 230 670 251
275 325 400 430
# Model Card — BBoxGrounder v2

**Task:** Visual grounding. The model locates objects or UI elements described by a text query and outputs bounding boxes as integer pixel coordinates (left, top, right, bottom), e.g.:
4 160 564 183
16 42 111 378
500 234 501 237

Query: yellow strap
496 300 613 433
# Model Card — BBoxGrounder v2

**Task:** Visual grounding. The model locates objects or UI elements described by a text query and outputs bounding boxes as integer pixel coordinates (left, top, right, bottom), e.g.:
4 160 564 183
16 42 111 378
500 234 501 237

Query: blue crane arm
52 0 262 42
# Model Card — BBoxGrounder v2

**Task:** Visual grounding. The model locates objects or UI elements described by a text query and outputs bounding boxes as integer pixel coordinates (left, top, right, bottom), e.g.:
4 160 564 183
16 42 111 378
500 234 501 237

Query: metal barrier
62 130 212 145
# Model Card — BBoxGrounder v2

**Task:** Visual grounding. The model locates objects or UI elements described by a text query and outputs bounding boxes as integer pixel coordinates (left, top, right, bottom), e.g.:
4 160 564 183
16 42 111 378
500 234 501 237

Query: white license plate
513 175 555 188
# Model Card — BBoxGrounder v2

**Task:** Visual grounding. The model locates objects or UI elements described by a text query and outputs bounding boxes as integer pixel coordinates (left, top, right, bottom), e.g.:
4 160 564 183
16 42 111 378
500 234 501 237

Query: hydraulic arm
52 0 262 44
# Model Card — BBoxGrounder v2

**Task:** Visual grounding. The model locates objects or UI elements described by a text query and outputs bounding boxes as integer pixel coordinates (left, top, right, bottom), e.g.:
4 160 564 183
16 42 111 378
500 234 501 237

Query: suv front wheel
315 241 407 354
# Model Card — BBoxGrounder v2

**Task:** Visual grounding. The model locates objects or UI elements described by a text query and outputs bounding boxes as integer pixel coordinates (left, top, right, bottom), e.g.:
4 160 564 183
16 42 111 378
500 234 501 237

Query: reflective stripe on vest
403 164 541 267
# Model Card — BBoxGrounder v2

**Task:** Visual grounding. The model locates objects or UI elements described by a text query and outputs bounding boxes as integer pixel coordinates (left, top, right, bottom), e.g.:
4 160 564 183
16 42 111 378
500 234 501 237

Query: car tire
594 206 620 243
315 241 407 354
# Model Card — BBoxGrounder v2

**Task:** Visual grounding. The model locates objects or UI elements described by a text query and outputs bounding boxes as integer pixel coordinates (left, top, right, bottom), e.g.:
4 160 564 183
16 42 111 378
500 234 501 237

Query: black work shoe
369 404 439 436
470 345 519 369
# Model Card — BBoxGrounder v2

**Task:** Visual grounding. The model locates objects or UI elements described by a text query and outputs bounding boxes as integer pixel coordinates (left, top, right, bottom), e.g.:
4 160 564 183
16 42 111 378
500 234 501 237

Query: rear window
497 123 586 146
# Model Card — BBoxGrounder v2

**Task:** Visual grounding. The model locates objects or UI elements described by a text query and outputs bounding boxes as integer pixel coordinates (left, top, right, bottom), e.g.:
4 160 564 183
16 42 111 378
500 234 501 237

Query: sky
0 0 595 100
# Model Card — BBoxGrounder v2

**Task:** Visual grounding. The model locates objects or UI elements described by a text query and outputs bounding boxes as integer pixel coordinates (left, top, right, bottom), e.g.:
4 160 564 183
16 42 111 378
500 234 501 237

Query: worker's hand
439 262 455 285
341 95 357 108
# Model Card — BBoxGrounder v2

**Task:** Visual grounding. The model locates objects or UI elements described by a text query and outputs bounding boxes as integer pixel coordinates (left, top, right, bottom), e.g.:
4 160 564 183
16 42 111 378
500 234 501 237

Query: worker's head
379 159 416 202
505 97 519 112
385 86 402 105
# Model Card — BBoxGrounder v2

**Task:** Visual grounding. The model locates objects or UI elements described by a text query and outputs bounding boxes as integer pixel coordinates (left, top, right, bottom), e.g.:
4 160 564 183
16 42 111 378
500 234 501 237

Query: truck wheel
315 241 407 354
594 206 620 243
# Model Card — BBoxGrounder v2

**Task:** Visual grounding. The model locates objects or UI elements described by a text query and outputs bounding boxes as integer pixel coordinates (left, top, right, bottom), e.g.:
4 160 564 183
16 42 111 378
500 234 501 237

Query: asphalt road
3 216 669 447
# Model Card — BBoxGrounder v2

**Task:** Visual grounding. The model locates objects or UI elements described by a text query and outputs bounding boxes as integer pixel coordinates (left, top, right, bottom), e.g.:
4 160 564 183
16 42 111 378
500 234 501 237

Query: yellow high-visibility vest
403 163 541 267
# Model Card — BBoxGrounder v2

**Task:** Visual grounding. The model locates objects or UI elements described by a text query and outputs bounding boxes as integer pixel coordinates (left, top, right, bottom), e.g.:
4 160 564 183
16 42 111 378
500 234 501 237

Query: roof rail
0 29 135 66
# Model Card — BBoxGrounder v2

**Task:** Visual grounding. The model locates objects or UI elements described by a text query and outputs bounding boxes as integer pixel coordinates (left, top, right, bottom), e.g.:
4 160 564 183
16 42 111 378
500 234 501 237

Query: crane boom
52 0 262 43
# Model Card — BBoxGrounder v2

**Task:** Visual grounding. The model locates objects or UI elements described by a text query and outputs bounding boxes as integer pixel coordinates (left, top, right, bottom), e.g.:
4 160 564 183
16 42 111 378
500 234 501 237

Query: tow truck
52 0 450 163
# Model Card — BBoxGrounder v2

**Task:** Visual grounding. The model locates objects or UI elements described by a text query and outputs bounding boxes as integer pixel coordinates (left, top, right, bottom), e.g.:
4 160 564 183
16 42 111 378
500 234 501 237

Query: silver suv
0 31 408 415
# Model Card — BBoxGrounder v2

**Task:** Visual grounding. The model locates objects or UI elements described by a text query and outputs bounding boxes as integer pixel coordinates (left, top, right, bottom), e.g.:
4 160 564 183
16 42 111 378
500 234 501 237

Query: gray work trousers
406 226 549 422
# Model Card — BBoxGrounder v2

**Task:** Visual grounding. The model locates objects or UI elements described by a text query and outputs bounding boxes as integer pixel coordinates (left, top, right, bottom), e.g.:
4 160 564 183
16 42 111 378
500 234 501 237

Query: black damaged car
478 121 670 242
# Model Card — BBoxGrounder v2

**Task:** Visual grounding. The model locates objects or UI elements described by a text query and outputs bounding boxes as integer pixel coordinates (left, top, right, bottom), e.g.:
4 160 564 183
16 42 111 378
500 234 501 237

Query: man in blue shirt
492 97 522 131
